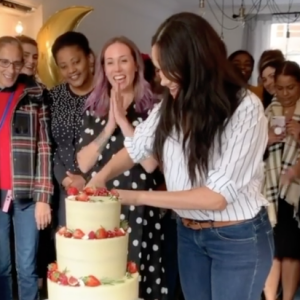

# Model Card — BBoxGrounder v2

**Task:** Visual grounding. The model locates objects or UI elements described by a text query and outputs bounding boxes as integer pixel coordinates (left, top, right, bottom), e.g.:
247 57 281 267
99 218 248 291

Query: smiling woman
48 31 95 228
88 12 273 300
16 35 39 77
76 36 167 300
0 36 53 300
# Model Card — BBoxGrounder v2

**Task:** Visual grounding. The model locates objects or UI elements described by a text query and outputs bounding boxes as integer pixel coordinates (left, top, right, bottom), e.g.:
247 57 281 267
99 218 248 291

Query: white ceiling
14 0 298 10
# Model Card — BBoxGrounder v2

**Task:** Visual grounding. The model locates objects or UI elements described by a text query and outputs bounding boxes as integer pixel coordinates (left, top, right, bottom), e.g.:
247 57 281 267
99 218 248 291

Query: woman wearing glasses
0 36 53 300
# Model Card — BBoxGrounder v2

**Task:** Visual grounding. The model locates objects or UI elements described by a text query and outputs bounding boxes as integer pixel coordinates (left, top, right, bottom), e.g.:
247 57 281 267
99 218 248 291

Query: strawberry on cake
47 187 139 300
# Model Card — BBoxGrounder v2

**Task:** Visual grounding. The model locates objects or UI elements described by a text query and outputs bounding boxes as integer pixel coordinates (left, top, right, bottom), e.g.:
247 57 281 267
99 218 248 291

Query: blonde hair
0 36 23 54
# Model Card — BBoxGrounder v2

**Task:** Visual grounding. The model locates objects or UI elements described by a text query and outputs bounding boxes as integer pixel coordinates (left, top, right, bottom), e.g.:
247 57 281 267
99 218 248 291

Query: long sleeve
124 102 161 163
53 148 68 185
205 94 268 204
34 99 54 203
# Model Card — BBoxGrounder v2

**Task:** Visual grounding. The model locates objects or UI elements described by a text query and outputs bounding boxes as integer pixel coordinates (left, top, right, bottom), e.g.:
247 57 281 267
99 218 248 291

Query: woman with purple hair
76 36 167 300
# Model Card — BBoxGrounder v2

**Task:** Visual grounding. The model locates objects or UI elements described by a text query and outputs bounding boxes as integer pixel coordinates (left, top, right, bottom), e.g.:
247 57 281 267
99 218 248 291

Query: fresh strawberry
49 270 61 282
127 262 138 274
114 228 126 237
83 187 96 196
64 230 73 238
68 276 80 287
82 275 101 287
57 226 67 236
75 193 89 202
107 230 115 238
73 229 85 239
88 231 96 239
59 273 69 285
48 262 58 272
95 227 107 239
94 187 109 196
67 187 79 196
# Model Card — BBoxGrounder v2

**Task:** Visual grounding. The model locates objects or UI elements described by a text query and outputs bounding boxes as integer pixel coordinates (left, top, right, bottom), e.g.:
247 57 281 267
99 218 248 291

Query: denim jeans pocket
214 221 255 243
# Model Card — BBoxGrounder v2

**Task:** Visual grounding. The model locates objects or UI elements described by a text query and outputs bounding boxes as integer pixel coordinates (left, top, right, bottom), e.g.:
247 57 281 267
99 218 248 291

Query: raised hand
112 83 127 126
268 127 285 146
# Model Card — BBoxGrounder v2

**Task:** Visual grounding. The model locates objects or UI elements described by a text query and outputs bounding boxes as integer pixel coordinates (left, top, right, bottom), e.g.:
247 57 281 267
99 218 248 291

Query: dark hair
143 57 163 95
16 35 37 47
228 50 254 68
144 57 155 84
220 40 228 58
275 60 300 82
51 31 91 62
152 12 246 184
258 49 285 76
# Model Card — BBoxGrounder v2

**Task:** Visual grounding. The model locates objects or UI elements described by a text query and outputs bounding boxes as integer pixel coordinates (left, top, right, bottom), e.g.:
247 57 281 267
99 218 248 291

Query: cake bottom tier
47 273 139 300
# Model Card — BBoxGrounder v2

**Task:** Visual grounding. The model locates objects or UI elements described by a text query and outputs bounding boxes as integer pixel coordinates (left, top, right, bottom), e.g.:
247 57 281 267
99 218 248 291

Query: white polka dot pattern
77 102 167 299
50 83 89 181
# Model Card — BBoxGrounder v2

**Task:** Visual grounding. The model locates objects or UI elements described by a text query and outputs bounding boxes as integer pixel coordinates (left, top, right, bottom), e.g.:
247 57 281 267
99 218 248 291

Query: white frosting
47 273 139 300
56 233 129 279
48 196 139 300
65 196 121 231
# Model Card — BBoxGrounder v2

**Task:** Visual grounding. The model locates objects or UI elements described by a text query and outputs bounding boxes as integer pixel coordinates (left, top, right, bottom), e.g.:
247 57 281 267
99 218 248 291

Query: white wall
0 5 43 38
42 0 181 55
202 3 300 56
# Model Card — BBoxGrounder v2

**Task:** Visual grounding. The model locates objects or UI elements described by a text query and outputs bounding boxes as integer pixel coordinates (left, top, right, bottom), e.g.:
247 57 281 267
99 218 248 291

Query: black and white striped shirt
124 92 269 221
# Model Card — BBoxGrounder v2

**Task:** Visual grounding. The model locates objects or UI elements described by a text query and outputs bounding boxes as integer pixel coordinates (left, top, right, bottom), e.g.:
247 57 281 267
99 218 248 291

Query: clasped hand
106 84 128 131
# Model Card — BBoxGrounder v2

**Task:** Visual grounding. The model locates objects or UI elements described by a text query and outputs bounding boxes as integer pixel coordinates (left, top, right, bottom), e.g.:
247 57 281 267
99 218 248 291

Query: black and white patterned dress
78 103 167 300
49 83 91 226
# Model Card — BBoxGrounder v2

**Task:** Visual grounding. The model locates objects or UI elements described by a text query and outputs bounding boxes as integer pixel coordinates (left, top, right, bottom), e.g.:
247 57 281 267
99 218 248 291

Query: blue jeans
0 200 39 300
177 208 274 300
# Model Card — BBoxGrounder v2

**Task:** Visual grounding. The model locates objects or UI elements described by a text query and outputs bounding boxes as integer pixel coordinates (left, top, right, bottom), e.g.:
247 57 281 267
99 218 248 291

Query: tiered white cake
47 187 139 300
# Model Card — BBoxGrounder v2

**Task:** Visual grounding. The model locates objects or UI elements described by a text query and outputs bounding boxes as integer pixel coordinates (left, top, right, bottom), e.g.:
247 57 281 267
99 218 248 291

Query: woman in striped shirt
88 12 273 300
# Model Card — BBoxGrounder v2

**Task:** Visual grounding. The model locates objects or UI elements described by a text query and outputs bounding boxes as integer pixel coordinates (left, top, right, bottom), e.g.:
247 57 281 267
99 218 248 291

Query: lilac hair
85 36 155 117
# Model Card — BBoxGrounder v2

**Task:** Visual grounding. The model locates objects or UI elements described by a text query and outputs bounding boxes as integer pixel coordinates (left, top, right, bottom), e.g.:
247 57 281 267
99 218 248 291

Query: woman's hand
268 127 285 146
66 172 86 191
35 202 51 230
281 167 296 185
62 176 72 188
114 189 143 206
86 173 106 188
106 96 117 133
112 84 127 127
286 120 300 141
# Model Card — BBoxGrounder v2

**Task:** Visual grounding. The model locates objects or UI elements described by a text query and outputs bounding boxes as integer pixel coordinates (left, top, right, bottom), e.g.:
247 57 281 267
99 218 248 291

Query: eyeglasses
0 59 24 70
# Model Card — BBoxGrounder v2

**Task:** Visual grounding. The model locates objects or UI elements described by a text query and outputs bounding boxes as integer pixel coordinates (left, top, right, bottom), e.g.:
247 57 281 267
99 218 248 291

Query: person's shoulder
48 83 69 103
248 85 263 100
19 74 45 100
49 83 67 95
239 89 264 113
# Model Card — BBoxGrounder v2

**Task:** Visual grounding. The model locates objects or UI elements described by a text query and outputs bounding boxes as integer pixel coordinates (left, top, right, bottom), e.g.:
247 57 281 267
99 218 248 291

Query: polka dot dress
78 103 168 300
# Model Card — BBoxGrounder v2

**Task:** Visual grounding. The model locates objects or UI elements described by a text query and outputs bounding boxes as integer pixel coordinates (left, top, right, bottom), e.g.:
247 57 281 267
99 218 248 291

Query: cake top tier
65 187 121 232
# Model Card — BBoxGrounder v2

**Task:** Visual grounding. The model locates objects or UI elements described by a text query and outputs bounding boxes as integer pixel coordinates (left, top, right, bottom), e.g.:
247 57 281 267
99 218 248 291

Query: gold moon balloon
37 6 94 88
